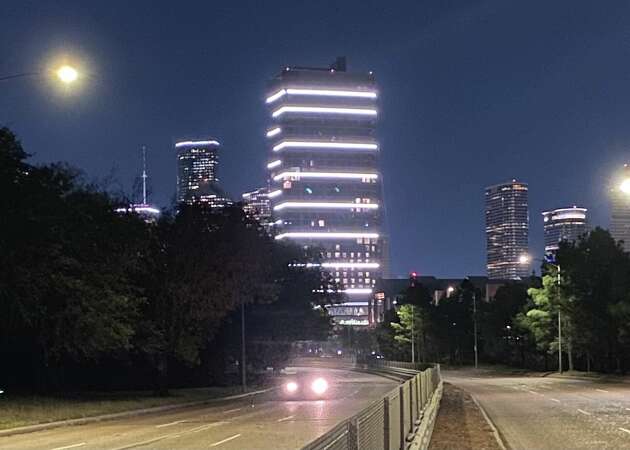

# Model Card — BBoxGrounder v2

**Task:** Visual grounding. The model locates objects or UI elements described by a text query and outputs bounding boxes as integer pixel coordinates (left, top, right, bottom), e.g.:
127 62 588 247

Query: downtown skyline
3 1 630 277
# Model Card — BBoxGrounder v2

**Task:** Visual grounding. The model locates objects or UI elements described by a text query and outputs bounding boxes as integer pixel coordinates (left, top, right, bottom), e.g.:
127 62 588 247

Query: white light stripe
321 262 380 269
266 160 282 169
331 302 370 306
51 444 86 450
344 288 373 295
267 189 282 198
274 202 378 211
273 141 378 152
266 89 286 104
287 88 377 98
175 140 220 148
275 232 379 240
273 171 378 181
272 106 377 118
266 88 377 104
266 127 282 137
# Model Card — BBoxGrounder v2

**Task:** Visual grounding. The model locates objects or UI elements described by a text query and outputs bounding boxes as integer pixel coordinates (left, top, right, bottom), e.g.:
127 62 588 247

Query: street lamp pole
473 292 478 369
520 255 562 373
241 299 247 392
557 265 562 374
410 304 415 364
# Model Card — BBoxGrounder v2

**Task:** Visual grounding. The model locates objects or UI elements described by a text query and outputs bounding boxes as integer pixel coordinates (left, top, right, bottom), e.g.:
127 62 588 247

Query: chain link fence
300 361 442 450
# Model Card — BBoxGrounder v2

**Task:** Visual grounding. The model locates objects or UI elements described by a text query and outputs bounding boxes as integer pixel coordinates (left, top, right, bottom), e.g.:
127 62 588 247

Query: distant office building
175 139 232 208
242 186 273 231
611 164 630 251
542 206 588 254
485 180 529 280
265 57 385 326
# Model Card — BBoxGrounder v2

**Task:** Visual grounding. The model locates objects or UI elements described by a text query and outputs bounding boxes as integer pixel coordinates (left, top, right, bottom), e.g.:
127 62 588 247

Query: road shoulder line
469 393 508 450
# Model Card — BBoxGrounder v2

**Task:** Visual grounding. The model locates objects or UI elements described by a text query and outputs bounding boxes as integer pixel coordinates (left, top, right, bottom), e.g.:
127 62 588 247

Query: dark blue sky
3 0 630 277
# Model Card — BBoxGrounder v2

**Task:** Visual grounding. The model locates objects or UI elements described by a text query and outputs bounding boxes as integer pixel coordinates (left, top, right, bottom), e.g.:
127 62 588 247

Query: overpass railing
300 360 442 450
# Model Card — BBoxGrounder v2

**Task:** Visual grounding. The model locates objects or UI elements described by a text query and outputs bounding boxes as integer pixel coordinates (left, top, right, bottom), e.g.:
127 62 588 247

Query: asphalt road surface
0 367 395 450
445 369 630 450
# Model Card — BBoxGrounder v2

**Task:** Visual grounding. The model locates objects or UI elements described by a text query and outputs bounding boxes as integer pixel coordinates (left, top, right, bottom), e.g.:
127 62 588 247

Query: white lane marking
596 389 609 393
577 409 591 416
186 421 228 434
110 435 171 450
156 420 186 428
223 408 242 414
527 390 543 396
51 444 86 450
210 433 242 447
550 398 561 403
620 427 630 435
625 408 630 412
277 415 294 422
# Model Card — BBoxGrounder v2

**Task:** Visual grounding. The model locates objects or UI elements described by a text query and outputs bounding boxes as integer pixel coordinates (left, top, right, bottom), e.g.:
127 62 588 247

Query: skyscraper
175 139 232 208
485 180 529 279
542 206 588 254
242 186 273 232
611 164 630 251
265 57 385 326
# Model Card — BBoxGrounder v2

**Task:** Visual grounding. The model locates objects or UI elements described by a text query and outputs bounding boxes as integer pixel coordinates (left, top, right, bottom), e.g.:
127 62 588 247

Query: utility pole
473 292 478 369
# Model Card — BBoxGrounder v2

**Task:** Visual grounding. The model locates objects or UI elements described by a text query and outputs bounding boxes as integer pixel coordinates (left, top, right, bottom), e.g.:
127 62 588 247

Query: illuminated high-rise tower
485 180 529 279
265 58 385 326
611 164 630 251
542 206 588 254
175 139 232 208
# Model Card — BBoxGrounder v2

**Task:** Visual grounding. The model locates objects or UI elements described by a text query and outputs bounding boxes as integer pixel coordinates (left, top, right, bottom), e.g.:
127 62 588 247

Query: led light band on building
343 288 373 295
175 140 220 148
273 202 378 211
267 160 282 169
272 141 378 152
271 106 377 118
265 88 377 104
321 262 380 269
272 171 378 181
275 232 379 240
266 127 282 138
267 189 283 199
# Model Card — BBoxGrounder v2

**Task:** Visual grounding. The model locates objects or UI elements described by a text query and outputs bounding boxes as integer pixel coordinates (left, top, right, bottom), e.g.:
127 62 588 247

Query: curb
0 387 272 438
469 393 508 450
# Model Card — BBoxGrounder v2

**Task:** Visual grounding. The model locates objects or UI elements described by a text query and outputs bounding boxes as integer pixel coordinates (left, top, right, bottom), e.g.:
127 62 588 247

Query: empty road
446 369 630 450
0 366 395 450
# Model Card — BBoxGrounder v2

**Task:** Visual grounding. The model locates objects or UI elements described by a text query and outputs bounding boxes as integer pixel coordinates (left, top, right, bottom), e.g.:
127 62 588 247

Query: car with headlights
280 372 331 400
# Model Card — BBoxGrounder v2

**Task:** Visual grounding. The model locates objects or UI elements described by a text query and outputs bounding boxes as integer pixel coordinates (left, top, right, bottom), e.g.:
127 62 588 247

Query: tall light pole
410 304 415 364
473 291 478 369
520 254 562 373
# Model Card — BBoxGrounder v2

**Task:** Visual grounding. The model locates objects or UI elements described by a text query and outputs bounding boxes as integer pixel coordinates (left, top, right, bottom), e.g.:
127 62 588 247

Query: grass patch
0 386 243 430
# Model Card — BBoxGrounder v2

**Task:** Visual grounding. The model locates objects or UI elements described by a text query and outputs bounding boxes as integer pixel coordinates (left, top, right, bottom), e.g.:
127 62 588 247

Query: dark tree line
0 127 335 393
376 229 630 374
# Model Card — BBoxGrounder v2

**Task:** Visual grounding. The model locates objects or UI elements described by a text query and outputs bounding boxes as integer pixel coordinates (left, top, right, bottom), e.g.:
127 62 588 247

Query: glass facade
175 140 232 208
265 59 385 325
611 164 630 251
485 180 529 280
542 207 588 254
242 186 273 232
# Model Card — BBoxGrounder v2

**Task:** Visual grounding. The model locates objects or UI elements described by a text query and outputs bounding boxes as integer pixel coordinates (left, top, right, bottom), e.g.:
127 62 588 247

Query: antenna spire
141 145 148 205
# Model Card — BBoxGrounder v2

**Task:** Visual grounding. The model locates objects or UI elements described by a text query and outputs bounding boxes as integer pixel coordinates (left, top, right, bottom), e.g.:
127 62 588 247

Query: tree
0 127 147 390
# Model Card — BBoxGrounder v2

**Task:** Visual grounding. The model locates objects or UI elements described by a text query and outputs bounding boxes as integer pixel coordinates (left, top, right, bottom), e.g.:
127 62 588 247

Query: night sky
3 0 630 278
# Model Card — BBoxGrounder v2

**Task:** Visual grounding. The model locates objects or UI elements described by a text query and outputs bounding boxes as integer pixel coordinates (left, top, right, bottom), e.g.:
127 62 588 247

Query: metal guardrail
300 360 443 450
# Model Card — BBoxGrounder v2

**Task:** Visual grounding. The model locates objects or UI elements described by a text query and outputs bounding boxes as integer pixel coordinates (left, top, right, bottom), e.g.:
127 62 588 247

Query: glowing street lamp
620 178 630 194
56 65 79 84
